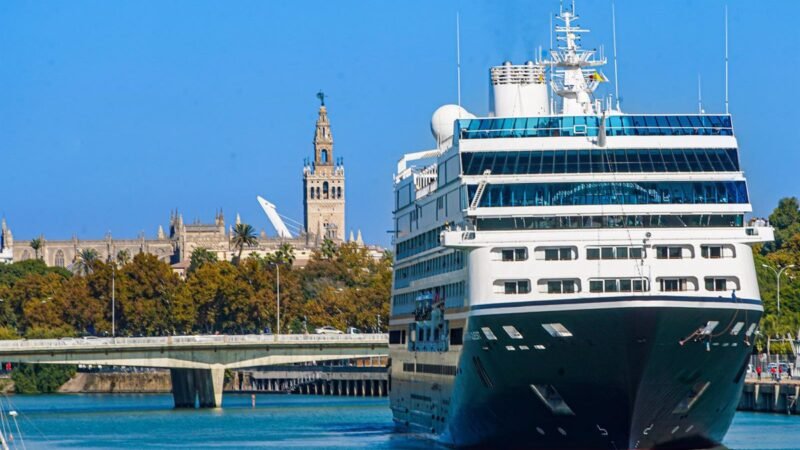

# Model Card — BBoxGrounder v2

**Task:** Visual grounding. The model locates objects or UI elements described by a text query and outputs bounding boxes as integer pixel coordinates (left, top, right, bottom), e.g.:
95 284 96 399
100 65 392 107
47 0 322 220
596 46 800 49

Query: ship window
588 246 644 260
589 278 649 293
656 246 688 259
461 148 740 174
530 384 575 416
705 277 728 291
536 246 576 261
659 277 697 292
534 344 546 350
503 280 530 294
746 323 757 337
542 323 573 338
500 248 527 261
506 345 516 351
539 279 579 294
661 279 680 291
702 245 722 258
476 214 745 231
467 181 748 208
503 325 523 339
731 322 745 336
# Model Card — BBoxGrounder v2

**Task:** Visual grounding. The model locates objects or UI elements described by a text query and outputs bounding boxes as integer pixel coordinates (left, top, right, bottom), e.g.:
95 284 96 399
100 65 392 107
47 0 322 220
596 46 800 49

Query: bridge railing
0 334 389 350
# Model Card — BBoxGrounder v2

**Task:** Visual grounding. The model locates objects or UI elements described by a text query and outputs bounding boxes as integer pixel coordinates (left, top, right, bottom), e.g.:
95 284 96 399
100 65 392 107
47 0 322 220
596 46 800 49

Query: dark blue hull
391 301 760 449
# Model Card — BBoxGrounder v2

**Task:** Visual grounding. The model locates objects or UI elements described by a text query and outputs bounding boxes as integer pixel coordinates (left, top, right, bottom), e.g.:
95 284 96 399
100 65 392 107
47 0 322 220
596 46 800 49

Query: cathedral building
303 94 346 242
0 97 373 273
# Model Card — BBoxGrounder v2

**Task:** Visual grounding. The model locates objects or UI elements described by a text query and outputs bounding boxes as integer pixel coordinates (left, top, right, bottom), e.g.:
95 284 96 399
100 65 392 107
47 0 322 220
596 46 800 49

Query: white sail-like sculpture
256 196 293 239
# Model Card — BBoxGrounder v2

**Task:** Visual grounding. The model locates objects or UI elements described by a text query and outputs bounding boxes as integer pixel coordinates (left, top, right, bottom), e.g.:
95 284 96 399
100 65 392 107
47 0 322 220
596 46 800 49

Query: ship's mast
541 3 608 115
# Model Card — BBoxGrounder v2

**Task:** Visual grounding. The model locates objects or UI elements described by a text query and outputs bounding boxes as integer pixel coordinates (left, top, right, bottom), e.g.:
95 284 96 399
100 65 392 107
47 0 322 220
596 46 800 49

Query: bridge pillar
198 366 225 408
170 368 197 408
170 366 225 409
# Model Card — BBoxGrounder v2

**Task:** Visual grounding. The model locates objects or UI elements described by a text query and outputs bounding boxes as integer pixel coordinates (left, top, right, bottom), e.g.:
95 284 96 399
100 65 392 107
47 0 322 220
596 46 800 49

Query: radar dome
431 104 474 145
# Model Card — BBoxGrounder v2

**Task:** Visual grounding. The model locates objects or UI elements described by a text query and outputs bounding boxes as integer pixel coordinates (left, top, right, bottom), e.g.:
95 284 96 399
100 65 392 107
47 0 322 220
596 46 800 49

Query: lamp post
269 261 282 335
762 263 795 314
111 264 116 337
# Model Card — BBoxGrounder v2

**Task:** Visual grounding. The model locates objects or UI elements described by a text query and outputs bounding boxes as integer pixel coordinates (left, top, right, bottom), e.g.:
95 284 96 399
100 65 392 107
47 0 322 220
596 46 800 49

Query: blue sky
1 0 796 247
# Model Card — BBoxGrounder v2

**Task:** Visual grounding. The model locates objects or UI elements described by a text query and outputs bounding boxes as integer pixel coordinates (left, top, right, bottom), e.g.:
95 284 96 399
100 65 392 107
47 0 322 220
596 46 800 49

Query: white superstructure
390 6 773 326
388 6 773 445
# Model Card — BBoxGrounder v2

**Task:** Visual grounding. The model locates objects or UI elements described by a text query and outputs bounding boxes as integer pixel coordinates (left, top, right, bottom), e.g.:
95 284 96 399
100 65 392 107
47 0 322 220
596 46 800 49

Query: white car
315 326 343 335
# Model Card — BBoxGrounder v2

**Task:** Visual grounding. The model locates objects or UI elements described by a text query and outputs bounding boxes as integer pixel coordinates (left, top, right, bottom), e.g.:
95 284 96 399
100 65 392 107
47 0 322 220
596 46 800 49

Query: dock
738 379 800 414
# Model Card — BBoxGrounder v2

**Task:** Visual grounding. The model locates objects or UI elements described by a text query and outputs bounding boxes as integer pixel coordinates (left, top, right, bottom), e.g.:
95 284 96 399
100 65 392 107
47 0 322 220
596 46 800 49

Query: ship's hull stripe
388 296 762 325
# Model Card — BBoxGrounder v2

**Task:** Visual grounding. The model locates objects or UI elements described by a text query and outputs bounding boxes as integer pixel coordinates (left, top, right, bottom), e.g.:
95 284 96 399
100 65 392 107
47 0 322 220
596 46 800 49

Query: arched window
54 250 65 267
320 149 329 164
316 187 321 199
323 182 329 199
337 187 342 198
310 187 315 199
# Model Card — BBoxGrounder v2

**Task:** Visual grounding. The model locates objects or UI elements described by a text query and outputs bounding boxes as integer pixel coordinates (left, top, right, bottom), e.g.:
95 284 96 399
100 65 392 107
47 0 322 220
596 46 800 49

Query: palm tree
320 238 338 260
231 223 258 263
275 243 296 266
74 248 99 275
30 236 43 260
116 249 131 266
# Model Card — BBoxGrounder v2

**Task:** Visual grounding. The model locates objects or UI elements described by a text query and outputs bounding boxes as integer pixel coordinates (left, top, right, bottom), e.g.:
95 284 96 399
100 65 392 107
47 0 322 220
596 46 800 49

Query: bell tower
303 92 345 242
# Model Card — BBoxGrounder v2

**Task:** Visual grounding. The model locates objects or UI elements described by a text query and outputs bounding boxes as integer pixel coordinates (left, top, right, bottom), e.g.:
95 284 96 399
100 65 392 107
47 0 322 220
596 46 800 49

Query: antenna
697 74 704 114
724 4 729 114
456 12 462 109
549 12 555 114
611 1 620 110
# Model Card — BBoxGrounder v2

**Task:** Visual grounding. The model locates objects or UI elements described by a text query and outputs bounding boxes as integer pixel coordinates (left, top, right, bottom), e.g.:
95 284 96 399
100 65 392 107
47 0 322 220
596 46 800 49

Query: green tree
0 259 71 287
231 223 258 263
74 248 100 275
118 253 184 336
188 247 218 274
29 236 43 260
12 364 76 394
768 197 800 251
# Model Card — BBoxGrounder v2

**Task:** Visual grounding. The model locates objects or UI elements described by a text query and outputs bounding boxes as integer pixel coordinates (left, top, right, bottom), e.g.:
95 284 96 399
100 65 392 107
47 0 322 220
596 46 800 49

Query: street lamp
111 264 116 337
269 261 283 335
762 263 795 314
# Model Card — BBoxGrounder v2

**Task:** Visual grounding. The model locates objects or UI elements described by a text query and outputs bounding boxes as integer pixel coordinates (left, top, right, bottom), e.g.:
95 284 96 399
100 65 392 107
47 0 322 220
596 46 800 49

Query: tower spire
314 96 333 166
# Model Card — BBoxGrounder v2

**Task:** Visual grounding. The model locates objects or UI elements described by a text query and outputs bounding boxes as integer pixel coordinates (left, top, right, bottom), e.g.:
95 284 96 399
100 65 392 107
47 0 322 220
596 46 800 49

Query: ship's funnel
489 61 550 117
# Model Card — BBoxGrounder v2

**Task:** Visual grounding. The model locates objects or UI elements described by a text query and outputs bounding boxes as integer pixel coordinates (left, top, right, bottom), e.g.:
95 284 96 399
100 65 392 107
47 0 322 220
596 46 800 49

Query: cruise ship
388 4 773 449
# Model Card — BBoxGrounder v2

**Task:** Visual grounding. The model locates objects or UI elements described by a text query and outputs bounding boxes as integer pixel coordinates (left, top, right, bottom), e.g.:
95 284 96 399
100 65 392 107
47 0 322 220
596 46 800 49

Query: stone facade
303 102 346 242
4 211 319 274
0 99 377 273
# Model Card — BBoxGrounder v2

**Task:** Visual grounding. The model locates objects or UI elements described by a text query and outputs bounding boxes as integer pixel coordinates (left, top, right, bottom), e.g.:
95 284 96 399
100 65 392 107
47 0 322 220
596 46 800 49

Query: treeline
754 197 800 354
0 240 392 339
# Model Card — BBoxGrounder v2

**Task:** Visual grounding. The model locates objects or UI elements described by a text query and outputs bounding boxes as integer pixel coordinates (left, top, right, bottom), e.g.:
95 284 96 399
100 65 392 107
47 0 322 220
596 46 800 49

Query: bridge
0 334 389 408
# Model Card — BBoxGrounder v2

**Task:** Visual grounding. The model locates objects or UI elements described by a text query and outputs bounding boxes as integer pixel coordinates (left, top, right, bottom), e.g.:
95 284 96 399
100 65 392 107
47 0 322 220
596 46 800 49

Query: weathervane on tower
316 90 326 106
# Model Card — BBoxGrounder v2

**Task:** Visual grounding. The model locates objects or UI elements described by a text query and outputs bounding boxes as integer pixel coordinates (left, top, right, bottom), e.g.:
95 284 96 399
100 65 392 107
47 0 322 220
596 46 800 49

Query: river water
0 394 797 449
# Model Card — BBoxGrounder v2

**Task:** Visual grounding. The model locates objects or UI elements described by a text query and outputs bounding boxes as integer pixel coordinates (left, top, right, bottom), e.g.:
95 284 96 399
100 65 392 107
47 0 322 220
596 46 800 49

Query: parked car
315 326 343 335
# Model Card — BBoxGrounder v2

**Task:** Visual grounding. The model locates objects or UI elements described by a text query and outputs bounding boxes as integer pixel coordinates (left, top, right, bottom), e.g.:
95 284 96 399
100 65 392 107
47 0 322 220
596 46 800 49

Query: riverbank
58 372 172 394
